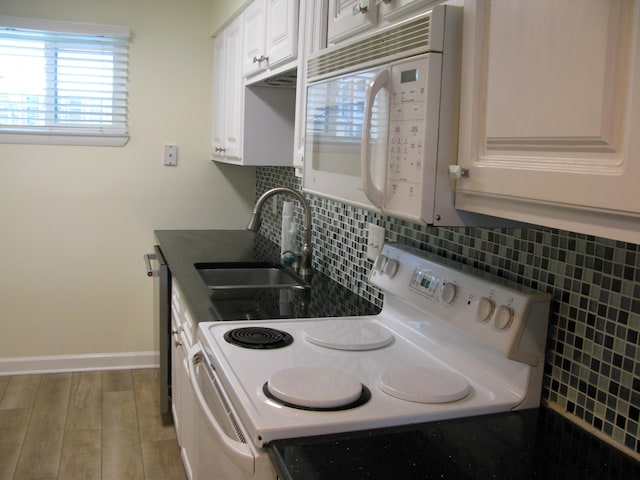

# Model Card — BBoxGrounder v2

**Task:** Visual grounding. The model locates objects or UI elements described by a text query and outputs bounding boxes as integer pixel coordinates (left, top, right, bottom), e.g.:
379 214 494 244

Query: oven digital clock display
410 269 440 298
410 269 458 305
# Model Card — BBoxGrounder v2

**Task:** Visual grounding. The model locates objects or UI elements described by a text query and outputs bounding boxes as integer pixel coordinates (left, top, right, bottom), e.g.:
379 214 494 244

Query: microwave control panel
386 53 443 222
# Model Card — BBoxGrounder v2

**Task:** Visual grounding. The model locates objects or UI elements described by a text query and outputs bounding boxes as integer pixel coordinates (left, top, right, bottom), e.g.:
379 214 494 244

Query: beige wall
211 0 248 34
0 0 256 359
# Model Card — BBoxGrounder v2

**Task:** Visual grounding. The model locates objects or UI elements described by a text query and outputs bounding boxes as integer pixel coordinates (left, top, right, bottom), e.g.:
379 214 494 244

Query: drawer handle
252 55 269 65
143 253 157 277
353 2 368 15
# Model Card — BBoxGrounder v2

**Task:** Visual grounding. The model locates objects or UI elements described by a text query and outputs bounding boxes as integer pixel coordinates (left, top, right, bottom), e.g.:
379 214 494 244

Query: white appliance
303 5 470 226
189 244 551 479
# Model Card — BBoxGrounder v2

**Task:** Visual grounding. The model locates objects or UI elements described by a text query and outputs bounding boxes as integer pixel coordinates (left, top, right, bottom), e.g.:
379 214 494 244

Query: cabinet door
378 0 433 22
242 0 266 76
265 0 298 67
179 332 196 480
223 16 244 160
456 0 640 242
212 34 226 156
170 316 182 440
328 0 377 44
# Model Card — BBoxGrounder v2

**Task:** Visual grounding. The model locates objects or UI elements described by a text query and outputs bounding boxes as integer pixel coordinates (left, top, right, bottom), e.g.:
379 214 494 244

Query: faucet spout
247 187 313 277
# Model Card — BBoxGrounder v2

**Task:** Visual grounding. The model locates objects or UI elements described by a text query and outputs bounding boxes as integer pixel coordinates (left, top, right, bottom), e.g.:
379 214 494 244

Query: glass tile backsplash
256 166 640 459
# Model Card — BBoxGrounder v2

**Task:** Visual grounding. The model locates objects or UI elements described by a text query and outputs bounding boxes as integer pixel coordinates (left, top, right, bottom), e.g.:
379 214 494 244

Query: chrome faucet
247 187 313 277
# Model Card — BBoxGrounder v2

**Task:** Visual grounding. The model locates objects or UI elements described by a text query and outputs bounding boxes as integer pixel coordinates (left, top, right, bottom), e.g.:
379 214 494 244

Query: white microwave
303 5 479 226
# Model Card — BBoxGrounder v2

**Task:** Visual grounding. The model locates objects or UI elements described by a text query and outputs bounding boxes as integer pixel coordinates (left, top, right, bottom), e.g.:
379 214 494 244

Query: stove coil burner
224 327 293 349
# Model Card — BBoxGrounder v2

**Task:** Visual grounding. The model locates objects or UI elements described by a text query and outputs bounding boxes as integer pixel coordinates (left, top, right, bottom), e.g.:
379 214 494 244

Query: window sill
0 132 129 147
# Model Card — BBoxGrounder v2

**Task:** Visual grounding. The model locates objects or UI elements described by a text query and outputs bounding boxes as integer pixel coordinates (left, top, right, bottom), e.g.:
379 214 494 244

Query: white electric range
189 243 551 480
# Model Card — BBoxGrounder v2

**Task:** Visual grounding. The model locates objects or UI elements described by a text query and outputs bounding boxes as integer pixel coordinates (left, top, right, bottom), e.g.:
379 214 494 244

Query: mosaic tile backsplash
255 166 640 459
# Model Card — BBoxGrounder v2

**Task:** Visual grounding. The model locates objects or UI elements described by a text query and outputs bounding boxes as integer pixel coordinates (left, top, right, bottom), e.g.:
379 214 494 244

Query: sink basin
195 262 309 290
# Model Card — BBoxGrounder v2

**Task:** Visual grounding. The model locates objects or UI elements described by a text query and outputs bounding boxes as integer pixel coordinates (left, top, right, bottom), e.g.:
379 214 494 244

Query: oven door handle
187 344 255 474
361 67 389 209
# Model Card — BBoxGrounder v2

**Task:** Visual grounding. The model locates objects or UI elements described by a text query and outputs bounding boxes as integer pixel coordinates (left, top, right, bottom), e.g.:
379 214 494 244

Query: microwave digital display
400 69 418 83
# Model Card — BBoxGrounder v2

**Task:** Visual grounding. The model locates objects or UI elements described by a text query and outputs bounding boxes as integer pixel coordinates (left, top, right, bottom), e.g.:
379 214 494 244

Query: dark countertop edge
267 407 640 480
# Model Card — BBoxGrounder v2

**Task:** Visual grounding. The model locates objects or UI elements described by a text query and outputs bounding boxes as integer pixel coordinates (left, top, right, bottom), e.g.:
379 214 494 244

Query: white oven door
188 344 275 480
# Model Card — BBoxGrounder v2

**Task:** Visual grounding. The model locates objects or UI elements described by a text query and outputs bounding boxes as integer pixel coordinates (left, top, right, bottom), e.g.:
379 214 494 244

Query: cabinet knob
252 55 269 65
353 2 368 15
448 165 469 180
214 147 226 153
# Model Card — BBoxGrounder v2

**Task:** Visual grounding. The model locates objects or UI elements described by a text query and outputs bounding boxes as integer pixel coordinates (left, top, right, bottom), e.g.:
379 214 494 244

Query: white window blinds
0 16 130 146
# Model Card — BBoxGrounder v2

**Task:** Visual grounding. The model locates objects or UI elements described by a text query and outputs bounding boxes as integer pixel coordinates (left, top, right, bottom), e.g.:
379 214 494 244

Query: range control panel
370 243 551 366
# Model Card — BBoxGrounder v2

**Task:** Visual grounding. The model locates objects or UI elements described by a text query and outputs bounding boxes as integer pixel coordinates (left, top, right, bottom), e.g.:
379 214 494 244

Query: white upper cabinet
378 0 433 22
266 0 298 69
327 0 434 44
241 0 266 77
327 0 377 43
455 0 640 243
211 35 225 156
213 3 297 166
212 15 243 161
242 0 299 78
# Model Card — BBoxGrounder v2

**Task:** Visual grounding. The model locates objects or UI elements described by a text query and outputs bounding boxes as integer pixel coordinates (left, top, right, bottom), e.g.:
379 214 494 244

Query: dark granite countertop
154 229 379 324
269 407 639 480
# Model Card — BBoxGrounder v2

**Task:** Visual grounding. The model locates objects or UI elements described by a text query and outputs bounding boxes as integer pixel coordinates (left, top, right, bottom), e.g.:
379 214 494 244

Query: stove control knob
495 305 514 331
373 254 388 274
439 282 457 305
383 258 399 277
475 297 495 323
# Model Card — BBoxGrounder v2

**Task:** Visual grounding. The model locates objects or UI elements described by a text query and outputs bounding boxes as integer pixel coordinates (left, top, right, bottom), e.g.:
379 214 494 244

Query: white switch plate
163 144 178 166
366 224 385 260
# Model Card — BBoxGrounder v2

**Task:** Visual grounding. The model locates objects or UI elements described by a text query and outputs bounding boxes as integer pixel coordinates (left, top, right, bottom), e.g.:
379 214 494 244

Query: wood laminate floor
0 369 186 480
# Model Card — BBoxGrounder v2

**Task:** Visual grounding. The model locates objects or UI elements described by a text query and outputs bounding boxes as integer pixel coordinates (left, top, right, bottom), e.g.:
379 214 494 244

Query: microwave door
361 68 391 208
303 69 382 210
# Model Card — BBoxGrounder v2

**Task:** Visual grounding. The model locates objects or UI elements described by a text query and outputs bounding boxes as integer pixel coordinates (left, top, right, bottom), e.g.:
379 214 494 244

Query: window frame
0 16 130 147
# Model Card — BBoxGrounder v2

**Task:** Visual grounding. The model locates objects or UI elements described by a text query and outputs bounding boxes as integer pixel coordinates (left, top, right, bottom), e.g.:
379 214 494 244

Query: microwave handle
361 68 389 208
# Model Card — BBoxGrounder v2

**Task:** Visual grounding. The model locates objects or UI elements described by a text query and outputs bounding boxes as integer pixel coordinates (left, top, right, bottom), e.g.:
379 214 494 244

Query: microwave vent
307 11 435 81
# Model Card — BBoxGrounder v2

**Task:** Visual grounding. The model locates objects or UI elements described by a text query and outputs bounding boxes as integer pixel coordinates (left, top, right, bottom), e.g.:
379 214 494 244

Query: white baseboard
0 351 159 376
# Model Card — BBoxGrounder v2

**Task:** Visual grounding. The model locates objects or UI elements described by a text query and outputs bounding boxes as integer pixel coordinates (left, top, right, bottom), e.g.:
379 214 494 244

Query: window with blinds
0 16 130 146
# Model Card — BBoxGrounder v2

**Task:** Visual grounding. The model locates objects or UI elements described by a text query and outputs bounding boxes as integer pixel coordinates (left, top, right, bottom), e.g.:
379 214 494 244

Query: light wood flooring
0 369 186 480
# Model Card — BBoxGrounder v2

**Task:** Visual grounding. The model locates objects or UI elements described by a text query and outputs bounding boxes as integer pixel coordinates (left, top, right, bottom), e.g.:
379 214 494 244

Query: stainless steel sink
194 262 309 290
